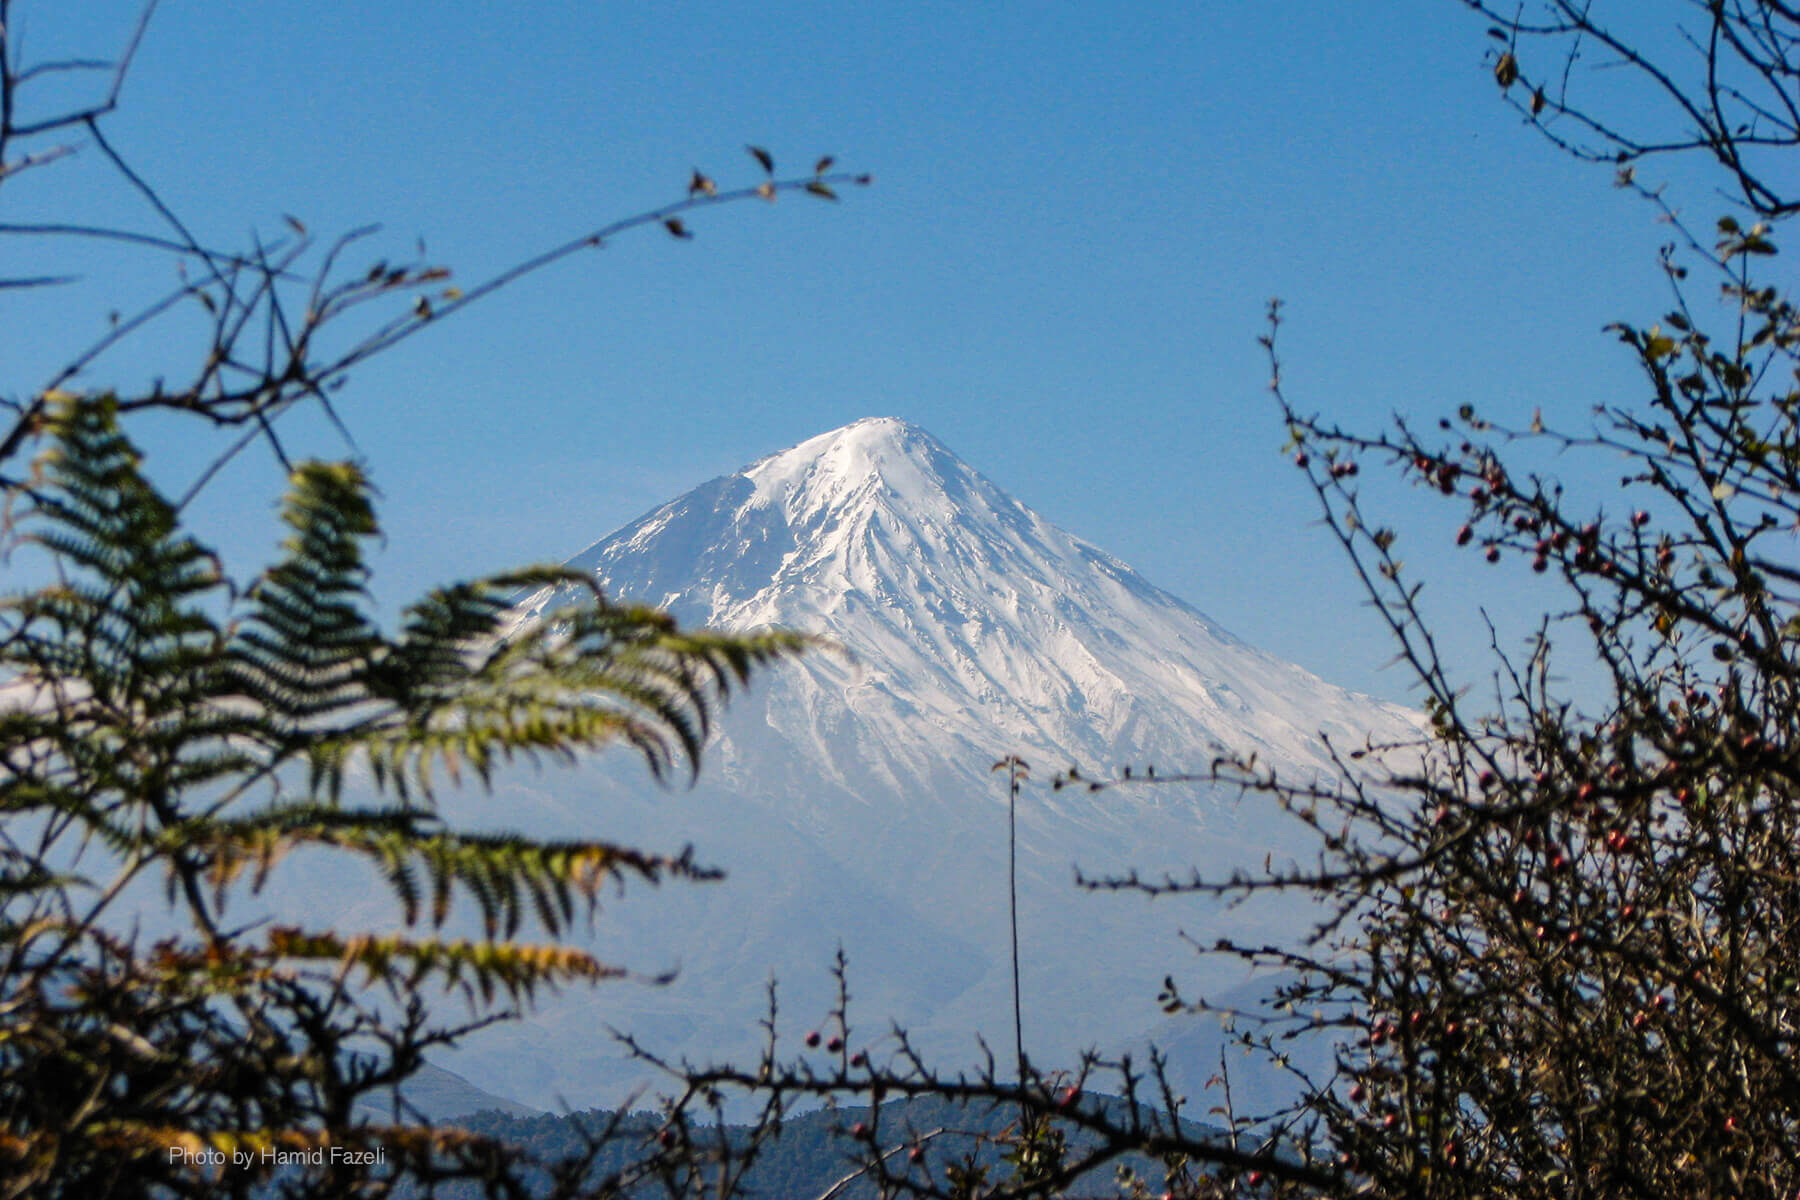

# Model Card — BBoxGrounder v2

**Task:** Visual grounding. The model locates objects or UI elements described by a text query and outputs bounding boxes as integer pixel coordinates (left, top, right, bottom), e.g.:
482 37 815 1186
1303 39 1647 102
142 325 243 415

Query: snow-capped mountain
534 417 1403 789
430 418 1418 1107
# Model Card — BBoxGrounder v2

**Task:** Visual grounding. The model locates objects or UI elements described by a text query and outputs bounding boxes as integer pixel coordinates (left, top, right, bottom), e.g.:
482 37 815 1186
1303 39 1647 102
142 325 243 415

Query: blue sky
4 1 1709 705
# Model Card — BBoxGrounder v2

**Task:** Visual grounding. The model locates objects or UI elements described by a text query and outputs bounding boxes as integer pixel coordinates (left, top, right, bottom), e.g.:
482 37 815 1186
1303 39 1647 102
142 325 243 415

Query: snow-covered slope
433 418 1417 1106
529 418 1409 793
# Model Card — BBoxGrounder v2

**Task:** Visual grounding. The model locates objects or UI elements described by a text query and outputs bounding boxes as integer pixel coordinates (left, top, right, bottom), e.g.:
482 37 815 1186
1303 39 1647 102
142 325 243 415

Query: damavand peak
452 419 1420 1107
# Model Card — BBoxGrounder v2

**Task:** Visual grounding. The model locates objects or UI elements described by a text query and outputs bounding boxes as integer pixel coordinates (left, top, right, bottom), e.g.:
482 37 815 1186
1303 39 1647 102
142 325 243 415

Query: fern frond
183 803 697 934
4 394 808 1035
227 460 382 730
83 1123 329 1166
3 396 235 838
293 569 812 800
266 926 626 1003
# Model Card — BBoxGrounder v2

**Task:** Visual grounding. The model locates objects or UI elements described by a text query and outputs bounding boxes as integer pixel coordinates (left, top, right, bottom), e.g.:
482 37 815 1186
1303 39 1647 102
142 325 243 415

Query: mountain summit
470 420 1418 1106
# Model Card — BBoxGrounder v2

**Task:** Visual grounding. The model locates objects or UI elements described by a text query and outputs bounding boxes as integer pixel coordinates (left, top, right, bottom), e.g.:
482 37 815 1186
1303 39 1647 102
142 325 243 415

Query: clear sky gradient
3 2 1717 706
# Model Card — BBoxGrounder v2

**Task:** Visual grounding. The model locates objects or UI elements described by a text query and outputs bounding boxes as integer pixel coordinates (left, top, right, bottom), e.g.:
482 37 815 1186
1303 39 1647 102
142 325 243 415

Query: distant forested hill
393 1094 1248 1199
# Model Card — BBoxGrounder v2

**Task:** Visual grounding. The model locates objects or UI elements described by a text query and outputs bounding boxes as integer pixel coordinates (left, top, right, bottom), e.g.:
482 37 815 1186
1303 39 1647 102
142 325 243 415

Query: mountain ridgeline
404 418 1418 1110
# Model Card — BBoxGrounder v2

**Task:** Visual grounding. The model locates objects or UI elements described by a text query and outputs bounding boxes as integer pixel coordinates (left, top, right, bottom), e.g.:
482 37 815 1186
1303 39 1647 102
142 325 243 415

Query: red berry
908 1146 924 1164
1456 524 1473 546
1632 510 1650 527
1294 452 1309 468
850 1121 870 1139
1486 546 1501 563
804 1030 821 1048
826 1036 843 1053
849 1050 867 1068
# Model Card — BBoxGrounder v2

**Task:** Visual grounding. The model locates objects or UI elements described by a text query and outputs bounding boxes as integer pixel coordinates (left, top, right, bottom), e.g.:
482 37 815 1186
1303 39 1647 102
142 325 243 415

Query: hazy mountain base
354 1062 542 1124
407 759 1339 1117
229 757 1342 1123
